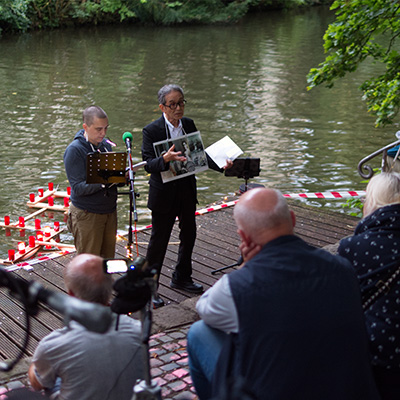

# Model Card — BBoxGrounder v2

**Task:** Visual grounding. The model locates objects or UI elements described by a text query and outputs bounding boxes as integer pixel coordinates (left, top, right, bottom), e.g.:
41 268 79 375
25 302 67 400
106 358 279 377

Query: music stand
86 152 127 184
211 158 262 275
224 157 261 193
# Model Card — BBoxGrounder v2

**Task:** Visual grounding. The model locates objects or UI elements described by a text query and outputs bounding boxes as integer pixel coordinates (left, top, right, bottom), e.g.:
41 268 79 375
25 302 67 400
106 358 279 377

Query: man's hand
222 159 234 170
28 364 45 391
162 144 187 163
239 240 261 263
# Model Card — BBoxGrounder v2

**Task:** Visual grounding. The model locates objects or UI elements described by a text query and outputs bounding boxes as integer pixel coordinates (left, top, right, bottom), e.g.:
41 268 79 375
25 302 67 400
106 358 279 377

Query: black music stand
224 157 261 193
211 157 262 275
86 152 127 184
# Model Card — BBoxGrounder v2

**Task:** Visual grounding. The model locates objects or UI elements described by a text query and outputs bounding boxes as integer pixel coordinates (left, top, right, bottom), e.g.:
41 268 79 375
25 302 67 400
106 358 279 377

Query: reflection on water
0 7 398 259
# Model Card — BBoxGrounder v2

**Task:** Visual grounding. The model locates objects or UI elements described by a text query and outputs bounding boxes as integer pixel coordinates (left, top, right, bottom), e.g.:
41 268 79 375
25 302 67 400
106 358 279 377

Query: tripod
130 280 162 400
110 257 162 400
131 302 162 400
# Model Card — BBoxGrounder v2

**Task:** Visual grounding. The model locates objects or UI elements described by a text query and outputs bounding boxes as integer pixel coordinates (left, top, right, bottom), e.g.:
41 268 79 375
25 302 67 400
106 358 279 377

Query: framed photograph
153 131 209 183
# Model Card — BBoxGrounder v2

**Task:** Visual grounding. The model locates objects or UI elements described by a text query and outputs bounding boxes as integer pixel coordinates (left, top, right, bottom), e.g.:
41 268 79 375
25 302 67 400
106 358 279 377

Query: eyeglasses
164 100 187 110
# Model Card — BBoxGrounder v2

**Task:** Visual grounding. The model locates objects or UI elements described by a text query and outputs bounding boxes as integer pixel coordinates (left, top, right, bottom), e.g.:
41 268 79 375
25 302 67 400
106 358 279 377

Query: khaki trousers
67 203 117 259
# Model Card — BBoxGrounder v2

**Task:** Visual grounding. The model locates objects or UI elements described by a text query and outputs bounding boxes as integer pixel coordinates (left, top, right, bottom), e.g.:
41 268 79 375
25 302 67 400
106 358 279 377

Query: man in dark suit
142 84 231 308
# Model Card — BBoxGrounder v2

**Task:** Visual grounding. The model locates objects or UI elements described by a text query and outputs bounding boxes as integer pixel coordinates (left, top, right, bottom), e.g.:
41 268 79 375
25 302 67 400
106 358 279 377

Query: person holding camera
28 254 144 400
187 188 380 400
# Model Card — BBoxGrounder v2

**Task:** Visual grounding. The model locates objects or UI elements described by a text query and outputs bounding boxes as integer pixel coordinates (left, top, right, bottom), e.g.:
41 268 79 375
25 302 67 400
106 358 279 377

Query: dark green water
0 7 397 259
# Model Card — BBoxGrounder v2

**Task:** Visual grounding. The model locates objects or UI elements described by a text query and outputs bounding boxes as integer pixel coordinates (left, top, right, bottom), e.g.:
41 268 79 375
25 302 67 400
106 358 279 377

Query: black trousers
146 184 196 283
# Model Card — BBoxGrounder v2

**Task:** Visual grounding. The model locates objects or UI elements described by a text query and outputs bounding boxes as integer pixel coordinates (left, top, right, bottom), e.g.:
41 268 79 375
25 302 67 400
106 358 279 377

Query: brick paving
0 323 198 399
148 325 198 400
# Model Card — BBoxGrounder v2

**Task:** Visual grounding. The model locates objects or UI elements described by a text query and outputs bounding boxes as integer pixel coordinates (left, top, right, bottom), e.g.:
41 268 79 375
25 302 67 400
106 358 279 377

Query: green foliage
307 0 400 127
0 0 32 33
341 197 363 218
341 168 380 217
0 0 329 34
26 0 137 29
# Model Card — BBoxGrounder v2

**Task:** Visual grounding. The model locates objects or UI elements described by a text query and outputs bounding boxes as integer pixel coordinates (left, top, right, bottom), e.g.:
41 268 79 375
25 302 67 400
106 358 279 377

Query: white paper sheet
205 136 243 168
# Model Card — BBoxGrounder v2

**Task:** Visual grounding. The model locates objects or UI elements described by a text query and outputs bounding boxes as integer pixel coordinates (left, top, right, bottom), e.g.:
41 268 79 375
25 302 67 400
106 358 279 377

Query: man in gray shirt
28 254 144 400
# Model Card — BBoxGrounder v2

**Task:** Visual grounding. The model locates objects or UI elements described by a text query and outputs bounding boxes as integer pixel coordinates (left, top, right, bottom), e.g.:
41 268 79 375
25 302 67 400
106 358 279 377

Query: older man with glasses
141 84 231 308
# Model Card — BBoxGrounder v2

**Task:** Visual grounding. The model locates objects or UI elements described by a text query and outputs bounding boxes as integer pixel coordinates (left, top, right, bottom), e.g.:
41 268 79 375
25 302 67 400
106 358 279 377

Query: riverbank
0 0 333 37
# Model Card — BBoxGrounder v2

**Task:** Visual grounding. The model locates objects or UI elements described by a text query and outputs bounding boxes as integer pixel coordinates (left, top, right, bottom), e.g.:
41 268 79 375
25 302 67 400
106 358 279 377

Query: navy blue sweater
64 130 117 214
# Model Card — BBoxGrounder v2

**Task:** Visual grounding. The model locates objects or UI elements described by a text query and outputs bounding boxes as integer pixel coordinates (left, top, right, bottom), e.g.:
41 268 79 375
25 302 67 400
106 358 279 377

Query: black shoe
170 277 204 294
152 293 165 309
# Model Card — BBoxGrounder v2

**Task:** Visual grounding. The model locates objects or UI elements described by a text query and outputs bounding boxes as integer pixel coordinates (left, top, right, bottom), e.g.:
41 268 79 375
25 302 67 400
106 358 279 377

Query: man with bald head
28 254 144 400
188 188 380 400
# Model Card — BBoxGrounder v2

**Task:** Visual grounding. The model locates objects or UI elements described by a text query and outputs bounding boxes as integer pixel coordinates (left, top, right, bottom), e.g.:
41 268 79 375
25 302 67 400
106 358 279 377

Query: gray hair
363 172 400 217
233 189 291 235
64 254 113 305
82 105 108 126
158 84 184 105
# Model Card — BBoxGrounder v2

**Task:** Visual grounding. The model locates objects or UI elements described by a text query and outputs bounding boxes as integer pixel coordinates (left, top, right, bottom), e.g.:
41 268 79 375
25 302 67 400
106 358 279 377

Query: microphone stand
127 153 138 255
119 133 147 259
123 138 141 259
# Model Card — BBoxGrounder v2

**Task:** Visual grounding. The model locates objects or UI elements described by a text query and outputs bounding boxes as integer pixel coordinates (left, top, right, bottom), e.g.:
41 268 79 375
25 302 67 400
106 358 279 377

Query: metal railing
357 139 400 179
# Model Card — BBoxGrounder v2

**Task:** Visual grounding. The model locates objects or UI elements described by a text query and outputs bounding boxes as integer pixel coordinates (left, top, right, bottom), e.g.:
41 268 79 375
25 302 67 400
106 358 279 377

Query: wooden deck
0 199 358 363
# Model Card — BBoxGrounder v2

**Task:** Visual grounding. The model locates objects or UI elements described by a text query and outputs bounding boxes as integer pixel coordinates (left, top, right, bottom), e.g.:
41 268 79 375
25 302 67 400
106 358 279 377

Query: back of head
158 84 184 105
363 172 400 217
64 254 112 305
233 188 293 244
82 105 108 126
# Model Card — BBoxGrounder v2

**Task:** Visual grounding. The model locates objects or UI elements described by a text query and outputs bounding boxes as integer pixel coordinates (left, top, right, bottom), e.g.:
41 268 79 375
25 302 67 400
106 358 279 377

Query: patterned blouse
338 203 400 371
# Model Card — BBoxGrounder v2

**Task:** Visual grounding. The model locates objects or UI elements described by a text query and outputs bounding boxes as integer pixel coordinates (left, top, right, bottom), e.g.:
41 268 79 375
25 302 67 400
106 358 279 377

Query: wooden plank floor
0 199 358 362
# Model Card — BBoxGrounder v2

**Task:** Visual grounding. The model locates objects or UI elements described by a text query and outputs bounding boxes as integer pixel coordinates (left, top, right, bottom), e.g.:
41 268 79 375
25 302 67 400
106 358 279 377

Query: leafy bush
0 0 330 34
0 0 32 33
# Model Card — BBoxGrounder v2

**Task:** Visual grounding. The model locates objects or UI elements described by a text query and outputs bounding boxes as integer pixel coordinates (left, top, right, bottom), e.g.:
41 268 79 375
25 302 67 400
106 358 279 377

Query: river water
0 6 398 260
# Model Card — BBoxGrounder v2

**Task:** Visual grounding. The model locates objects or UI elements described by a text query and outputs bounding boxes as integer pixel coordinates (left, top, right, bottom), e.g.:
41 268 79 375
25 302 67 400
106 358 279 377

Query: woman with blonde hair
338 172 400 400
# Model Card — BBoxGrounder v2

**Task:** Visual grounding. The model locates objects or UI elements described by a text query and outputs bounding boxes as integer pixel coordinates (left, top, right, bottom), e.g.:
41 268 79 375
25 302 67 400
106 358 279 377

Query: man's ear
82 123 88 132
159 104 165 113
238 228 251 246
290 210 296 228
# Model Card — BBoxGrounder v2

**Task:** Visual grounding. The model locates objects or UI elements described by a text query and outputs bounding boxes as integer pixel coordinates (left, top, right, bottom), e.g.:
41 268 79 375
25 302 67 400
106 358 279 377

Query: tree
307 0 400 127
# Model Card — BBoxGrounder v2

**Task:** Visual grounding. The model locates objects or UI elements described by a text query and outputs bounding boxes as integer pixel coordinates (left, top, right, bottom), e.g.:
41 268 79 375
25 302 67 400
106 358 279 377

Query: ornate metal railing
357 139 400 179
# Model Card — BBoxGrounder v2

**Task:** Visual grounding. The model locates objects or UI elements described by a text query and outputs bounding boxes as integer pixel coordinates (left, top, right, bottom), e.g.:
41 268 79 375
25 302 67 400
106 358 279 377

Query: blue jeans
187 321 229 400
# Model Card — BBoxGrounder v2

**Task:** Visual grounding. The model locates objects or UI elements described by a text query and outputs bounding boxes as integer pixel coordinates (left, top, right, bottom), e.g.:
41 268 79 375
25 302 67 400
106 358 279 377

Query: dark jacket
141 115 221 212
220 235 379 400
64 130 117 213
339 203 400 371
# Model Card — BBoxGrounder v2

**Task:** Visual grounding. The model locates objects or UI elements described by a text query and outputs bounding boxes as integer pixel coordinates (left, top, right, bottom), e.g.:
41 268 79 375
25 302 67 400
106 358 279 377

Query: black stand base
211 260 241 275
239 182 265 194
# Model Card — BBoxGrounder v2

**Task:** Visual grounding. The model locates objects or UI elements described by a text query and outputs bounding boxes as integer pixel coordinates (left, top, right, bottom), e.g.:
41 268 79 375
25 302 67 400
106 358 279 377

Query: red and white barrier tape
6 190 365 269
283 190 366 199
5 250 75 272
133 190 366 231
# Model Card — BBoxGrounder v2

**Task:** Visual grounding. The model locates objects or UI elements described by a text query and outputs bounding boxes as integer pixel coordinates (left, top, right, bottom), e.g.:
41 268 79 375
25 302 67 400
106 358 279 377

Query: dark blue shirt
64 130 117 214
339 203 400 371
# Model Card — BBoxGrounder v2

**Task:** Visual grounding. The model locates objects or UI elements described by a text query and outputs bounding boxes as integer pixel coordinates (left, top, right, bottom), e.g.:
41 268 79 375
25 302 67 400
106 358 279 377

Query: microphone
30 282 113 334
122 131 133 150
0 268 113 334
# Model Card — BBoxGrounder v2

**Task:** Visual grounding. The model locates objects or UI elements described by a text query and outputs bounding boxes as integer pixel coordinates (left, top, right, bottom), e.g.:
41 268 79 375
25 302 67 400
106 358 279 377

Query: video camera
103 256 157 315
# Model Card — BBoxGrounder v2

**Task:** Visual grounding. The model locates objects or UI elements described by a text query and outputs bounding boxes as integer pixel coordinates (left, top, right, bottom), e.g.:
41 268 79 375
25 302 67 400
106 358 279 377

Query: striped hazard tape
7 190 365 269
283 190 366 199
133 190 366 230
